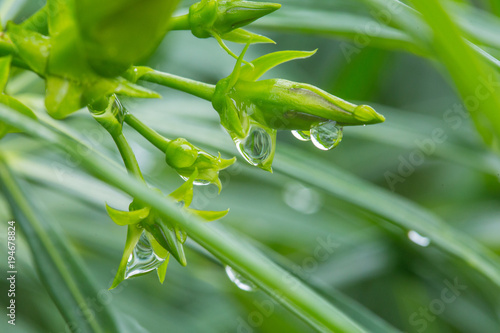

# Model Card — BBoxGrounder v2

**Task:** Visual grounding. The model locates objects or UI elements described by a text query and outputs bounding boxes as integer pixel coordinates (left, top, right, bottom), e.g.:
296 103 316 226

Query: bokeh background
1 0 500 332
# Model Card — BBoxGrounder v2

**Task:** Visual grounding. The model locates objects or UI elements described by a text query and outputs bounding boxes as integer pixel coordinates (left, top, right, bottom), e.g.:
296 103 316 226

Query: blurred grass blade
274 145 500 289
0 160 120 333
0 104 367 332
253 6 426 55
407 0 500 148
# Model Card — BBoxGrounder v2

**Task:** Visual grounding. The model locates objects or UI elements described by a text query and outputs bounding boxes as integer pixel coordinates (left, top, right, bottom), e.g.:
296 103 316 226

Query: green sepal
189 208 229 222
19 5 49 35
239 50 317 82
144 221 187 267
105 204 150 226
220 28 275 44
169 168 197 206
110 225 142 289
156 254 170 284
7 22 50 75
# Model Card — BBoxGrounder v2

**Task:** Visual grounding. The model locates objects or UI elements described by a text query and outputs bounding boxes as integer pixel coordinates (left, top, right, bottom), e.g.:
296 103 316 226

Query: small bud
165 138 236 190
189 0 280 38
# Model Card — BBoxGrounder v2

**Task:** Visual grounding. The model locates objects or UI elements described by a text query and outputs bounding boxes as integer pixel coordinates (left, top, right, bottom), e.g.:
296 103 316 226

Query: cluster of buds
106 170 228 288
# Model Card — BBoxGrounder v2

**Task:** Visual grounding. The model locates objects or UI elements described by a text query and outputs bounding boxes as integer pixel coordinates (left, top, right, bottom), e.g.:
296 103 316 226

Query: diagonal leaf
0 160 120 332
240 50 317 82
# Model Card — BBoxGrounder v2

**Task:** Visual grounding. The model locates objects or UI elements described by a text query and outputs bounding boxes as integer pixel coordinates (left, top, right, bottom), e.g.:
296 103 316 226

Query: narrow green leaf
240 50 317 82
221 28 275 44
0 161 120 332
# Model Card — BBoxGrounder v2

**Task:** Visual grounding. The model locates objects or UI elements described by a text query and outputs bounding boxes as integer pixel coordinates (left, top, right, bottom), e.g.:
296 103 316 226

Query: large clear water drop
235 125 272 166
291 130 311 141
225 266 256 292
125 231 165 279
310 121 343 150
407 230 431 247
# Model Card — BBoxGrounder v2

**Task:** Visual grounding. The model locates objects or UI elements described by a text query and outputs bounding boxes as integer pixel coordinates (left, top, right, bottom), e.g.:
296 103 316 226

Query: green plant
1 0 500 332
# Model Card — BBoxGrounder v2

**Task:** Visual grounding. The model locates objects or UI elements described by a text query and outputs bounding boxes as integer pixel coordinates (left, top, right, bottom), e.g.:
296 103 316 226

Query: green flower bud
227 78 386 131
184 0 280 60
189 0 280 39
212 47 385 170
165 138 236 190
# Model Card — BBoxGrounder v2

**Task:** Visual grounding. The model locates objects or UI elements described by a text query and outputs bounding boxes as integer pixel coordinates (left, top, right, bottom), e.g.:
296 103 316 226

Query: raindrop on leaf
407 230 431 247
225 266 256 292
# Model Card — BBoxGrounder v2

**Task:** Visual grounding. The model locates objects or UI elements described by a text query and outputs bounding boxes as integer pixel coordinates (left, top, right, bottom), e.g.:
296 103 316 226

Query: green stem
139 70 215 101
169 14 190 30
124 113 170 152
112 132 145 182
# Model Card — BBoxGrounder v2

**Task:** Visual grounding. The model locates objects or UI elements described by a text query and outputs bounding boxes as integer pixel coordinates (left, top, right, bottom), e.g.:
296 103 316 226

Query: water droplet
180 175 211 186
407 230 431 247
125 231 165 279
291 130 311 141
235 125 272 166
225 266 256 292
310 121 343 150
283 182 322 214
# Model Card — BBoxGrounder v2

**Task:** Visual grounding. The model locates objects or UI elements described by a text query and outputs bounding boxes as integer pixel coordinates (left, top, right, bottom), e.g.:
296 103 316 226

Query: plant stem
112 132 145 182
169 14 190 30
139 70 215 101
124 113 170 152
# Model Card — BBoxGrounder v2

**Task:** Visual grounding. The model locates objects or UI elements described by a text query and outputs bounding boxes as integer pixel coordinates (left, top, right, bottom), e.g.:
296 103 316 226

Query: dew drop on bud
125 231 165 279
225 266 256 292
310 121 343 150
291 130 311 141
235 125 272 166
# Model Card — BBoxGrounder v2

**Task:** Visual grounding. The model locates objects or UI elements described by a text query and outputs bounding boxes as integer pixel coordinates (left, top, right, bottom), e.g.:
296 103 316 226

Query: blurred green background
1 0 500 332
